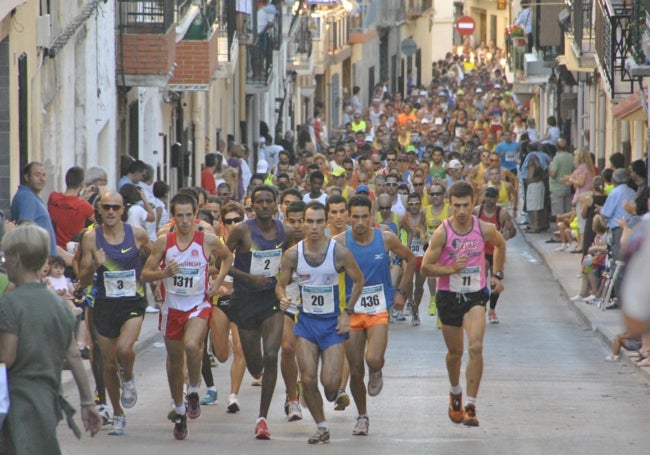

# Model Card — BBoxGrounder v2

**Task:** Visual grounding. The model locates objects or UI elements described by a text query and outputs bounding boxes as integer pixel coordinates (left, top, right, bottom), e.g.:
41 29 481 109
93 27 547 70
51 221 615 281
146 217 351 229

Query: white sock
187 384 200 395
467 396 476 405
317 421 328 431
175 403 186 415
451 385 462 395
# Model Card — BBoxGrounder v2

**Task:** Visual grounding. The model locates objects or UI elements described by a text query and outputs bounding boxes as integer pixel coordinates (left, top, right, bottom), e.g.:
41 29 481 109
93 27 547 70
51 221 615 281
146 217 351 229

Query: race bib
449 266 482 293
104 270 136 298
354 284 387 314
301 285 335 314
410 239 424 257
167 267 203 295
250 249 282 277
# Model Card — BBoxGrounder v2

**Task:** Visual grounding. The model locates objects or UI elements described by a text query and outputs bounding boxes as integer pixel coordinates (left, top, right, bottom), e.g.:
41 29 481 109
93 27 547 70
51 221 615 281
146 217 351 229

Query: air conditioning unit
524 53 552 77
36 15 51 48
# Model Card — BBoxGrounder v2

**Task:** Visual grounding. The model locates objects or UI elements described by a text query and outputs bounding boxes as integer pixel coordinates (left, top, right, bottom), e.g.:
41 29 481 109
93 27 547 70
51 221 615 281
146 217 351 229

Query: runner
474 186 516 323
276 201 364 444
75 191 152 436
399 192 427 326
421 181 506 427
141 192 232 440
423 183 450 321
225 184 294 439
333 195 416 435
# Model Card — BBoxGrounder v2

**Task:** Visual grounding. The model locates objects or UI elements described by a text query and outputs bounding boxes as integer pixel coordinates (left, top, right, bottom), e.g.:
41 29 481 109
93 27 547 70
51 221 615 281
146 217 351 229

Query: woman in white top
119 183 155 228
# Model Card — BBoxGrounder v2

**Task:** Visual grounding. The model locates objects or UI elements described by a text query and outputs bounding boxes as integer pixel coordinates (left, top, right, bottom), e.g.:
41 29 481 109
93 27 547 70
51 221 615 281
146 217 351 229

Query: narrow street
58 233 650 455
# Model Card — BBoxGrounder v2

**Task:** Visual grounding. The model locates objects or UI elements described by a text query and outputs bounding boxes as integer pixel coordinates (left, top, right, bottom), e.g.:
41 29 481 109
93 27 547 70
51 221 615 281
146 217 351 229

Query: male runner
225 184 294 439
141 193 232 439
399 192 427 326
333 195 416 435
276 202 364 444
421 181 506 427
76 192 152 436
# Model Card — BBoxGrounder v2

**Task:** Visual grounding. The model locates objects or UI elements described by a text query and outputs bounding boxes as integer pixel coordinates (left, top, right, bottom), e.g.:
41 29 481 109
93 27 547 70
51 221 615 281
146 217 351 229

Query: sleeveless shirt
95 223 144 301
437 216 487 293
296 240 342 317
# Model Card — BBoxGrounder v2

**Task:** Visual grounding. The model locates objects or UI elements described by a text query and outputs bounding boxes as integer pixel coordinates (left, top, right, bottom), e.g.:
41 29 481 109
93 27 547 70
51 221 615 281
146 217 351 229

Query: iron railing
569 0 596 54
348 0 378 33
629 0 650 64
117 0 174 34
405 0 432 17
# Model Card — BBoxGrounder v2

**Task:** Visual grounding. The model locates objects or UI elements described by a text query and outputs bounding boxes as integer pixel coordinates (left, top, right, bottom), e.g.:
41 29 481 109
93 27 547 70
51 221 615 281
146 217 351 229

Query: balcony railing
183 0 217 40
506 35 528 74
568 0 596 54
595 0 638 97
287 11 313 74
406 0 432 18
117 0 174 34
629 0 650 64
348 0 378 34
327 15 349 53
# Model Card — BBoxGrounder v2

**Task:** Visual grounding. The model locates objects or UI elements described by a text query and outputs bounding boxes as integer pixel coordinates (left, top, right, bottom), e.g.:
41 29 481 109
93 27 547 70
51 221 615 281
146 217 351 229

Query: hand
337 313 350 334
165 260 180 277
81 405 102 437
452 254 468 273
279 295 292 312
622 200 636 216
615 217 628 229
490 277 504 293
392 292 406 310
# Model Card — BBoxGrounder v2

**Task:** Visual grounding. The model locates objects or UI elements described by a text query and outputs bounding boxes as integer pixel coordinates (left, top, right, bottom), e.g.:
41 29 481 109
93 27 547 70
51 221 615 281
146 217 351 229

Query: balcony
626 0 650 76
287 11 314 75
327 13 351 64
348 0 378 44
378 1 405 28
168 0 219 91
564 0 597 69
595 0 640 98
116 0 177 87
246 4 282 87
405 0 432 19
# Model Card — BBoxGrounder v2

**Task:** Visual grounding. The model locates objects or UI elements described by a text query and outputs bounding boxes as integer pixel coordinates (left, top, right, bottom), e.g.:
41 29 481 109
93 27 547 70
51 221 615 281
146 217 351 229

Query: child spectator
45 255 82 317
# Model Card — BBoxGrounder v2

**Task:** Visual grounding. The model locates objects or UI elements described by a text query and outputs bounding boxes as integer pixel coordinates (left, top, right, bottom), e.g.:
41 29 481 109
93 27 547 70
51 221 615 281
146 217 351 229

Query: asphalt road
57 233 650 454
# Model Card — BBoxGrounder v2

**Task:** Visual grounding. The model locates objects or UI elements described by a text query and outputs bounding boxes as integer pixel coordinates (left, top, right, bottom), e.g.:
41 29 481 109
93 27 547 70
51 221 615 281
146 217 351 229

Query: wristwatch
395 287 407 297
345 307 354 315
493 271 504 280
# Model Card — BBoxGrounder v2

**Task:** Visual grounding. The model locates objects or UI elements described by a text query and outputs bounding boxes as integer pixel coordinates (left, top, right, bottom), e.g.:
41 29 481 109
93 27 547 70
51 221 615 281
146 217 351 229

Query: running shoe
404 301 412 317
172 413 188 440
96 404 112 425
488 311 499 324
308 428 330 444
226 393 240 413
186 392 201 419
255 418 271 439
391 309 406 321
200 389 218 406
367 370 383 396
448 392 464 423
121 378 138 409
287 400 302 421
463 403 479 427
251 375 263 386
428 297 437 316
411 312 420 326
108 414 126 436
352 416 369 435
334 391 350 411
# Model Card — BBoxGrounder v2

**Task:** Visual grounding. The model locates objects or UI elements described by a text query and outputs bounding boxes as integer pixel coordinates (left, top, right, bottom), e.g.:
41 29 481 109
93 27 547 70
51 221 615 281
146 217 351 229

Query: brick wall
169 31 219 85
116 29 176 76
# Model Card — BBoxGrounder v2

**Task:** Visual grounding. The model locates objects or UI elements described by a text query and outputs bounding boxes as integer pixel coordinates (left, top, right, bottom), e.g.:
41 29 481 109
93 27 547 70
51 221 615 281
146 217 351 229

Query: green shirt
549 151 575 192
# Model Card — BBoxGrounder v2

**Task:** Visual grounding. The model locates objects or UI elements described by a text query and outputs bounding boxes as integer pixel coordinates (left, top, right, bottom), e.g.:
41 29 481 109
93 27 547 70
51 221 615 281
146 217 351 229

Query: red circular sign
455 16 476 36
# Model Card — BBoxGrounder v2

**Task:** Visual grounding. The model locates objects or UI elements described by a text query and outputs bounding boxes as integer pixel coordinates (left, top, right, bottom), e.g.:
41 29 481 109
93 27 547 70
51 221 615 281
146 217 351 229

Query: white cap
448 159 463 169
435 118 444 125
259 136 266 144
256 160 269 173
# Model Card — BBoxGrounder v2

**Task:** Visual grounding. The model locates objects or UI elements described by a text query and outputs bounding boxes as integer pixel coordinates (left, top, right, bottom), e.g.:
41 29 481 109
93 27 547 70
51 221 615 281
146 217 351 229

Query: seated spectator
605 331 642 362
554 208 577 252
570 214 607 303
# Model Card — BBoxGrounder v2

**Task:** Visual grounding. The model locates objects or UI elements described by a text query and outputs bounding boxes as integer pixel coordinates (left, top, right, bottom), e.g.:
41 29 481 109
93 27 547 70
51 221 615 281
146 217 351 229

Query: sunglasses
429 192 444 196
413 182 424 186
378 206 392 210
385 182 398 187
245 207 254 212
407 202 420 206
386 158 396 162
101 204 123 211
223 217 242 225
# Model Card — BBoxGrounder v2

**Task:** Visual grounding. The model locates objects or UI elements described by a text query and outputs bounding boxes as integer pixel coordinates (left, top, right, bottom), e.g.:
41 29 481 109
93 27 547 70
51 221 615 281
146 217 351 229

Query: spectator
10 161 57 254
47 166 95 249
117 159 147 190
548 139 574 220
201 153 220 196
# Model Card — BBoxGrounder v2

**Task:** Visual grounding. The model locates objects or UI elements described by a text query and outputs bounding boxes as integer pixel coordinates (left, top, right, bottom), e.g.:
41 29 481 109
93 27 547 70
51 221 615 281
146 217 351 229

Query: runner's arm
335 245 364 312
420 225 462 277
383 230 416 298
207 234 233 292
275 246 298 310
75 230 98 290
141 236 172 283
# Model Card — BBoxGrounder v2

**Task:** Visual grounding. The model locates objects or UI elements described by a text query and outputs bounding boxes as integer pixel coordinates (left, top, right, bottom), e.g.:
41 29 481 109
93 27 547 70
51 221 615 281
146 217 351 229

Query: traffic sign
401 38 418 57
455 16 476 36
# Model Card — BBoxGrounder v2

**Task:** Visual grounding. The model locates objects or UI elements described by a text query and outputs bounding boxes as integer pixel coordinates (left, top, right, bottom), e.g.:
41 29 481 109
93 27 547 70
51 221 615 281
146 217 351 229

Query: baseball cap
331 167 346 177
365 135 374 142
421 118 431 124
259 136 266 143
356 185 370 194
406 145 417 154
484 186 499 198
256 160 268 173
434 118 444 125
448 159 463 169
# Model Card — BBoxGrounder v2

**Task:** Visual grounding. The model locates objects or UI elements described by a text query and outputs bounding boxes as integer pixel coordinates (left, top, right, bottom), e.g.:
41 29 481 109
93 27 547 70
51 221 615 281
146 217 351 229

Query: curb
517 225 650 384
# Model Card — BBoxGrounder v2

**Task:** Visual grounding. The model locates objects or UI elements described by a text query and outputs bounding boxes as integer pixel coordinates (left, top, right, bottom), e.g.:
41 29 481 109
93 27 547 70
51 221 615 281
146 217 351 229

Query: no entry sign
455 16 476 36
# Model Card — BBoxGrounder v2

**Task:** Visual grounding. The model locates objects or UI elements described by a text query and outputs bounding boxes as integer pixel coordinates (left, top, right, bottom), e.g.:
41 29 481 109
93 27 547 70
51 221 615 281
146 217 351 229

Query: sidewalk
519 226 650 383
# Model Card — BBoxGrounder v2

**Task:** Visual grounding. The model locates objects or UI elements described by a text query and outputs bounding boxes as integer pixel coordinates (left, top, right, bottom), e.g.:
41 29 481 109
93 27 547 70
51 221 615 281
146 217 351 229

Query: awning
612 89 647 121
1 0 29 23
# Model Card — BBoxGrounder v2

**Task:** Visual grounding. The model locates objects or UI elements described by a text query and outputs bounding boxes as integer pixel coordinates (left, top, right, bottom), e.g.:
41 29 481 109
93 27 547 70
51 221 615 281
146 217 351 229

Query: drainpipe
192 91 205 184
577 75 584 149
597 89 606 168
589 79 596 159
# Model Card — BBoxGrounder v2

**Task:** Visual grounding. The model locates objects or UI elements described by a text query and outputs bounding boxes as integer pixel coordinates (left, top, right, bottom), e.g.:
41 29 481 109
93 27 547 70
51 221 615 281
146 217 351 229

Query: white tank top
296 240 341 316
162 230 210 310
